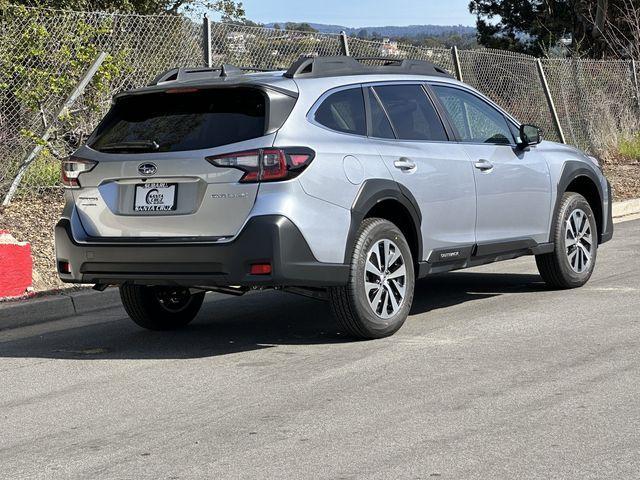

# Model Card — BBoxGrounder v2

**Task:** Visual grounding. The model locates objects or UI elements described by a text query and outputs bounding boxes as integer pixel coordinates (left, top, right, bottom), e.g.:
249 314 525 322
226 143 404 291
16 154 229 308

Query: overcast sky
234 0 476 27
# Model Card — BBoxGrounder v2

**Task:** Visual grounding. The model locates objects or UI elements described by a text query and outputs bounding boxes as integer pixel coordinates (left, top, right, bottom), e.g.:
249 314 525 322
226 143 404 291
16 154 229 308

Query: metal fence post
339 31 350 56
203 14 212 68
2 52 108 206
451 46 463 82
536 59 566 144
632 60 640 111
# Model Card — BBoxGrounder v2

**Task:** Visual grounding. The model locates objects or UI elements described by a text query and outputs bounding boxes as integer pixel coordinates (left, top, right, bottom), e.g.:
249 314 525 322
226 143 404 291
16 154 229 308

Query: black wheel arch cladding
552 161 608 244
345 179 422 264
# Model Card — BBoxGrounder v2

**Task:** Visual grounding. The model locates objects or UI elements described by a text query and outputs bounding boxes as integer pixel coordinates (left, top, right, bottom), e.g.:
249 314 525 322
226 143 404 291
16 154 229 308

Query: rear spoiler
150 65 277 85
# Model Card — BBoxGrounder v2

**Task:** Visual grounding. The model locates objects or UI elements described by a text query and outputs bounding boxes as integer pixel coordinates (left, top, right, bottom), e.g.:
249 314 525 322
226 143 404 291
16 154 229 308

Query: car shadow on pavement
0 272 545 361
411 271 547 315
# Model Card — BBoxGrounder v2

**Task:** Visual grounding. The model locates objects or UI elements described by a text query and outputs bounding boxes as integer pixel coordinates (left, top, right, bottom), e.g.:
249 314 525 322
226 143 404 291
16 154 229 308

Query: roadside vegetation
618 134 640 161
603 135 640 201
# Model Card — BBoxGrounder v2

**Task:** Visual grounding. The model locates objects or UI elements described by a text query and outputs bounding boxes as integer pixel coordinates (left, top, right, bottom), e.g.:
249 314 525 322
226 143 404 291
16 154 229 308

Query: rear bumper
55 215 349 287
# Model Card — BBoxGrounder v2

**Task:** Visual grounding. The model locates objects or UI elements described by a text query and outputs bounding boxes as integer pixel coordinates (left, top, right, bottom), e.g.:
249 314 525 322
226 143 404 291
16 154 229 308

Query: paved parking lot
1 219 639 479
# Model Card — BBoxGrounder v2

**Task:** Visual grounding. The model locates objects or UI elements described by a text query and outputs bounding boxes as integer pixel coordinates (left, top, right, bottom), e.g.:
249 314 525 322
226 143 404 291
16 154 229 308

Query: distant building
227 32 254 54
380 38 401 57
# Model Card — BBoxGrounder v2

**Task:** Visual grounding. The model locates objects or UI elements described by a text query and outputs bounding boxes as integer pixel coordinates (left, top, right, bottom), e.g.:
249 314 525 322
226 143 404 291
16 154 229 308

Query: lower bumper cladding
55 215 349 288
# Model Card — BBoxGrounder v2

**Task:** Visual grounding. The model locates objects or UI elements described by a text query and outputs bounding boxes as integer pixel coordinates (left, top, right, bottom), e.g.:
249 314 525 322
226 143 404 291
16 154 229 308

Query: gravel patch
604 163 640 201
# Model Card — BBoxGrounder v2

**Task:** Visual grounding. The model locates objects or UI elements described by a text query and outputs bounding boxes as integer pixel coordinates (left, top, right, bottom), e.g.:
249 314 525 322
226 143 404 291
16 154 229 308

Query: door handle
394 158 416 171
474 159 493 171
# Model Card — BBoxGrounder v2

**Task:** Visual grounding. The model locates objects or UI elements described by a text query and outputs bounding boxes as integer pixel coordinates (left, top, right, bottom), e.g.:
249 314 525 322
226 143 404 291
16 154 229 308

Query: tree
468 0 636 58
11 0 245 17
284 22 318 32
468 0 575 55
584 0 640 59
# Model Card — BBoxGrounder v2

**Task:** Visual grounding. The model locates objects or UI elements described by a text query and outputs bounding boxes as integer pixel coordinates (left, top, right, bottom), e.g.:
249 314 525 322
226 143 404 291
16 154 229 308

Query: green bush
618 134 640 161
19 150 60 189
0 4 128 199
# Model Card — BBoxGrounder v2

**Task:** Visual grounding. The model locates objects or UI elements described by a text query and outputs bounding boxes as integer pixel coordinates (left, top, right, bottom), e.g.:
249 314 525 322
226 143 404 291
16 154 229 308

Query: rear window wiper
98 140 160 152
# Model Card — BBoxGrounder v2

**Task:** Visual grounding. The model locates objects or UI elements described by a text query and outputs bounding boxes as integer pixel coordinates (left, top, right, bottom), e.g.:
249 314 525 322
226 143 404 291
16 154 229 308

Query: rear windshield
90 88 266 153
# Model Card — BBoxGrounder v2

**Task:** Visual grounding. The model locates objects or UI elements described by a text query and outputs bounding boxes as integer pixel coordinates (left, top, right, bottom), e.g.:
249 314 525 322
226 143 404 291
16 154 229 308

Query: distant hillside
264 22 476 38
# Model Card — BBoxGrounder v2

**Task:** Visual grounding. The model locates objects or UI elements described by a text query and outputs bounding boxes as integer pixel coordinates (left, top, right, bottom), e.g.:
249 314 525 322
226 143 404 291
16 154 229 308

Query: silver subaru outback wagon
55 56 613 339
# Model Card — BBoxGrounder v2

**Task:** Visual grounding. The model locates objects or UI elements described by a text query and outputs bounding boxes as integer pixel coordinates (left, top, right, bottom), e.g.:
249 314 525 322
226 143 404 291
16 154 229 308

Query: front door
430 84 552 246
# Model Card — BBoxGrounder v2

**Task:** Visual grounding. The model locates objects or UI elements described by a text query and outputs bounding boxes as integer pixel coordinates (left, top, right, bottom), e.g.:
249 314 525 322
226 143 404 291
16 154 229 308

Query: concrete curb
0 287 121 330
612 198 640 219
1 197 639 331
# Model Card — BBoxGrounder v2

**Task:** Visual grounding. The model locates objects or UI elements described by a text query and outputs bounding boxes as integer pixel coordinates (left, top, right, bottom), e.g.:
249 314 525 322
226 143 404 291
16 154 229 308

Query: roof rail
283 56 454 79
149 65 278 85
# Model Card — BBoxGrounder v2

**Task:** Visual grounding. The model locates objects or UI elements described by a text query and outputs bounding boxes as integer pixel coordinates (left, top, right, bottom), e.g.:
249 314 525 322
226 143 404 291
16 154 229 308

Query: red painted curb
0 232 33 298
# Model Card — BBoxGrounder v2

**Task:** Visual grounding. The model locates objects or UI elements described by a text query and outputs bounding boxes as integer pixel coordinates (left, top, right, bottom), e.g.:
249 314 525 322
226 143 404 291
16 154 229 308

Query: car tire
536 192 598 289
119 285 205 330
329 218 415 340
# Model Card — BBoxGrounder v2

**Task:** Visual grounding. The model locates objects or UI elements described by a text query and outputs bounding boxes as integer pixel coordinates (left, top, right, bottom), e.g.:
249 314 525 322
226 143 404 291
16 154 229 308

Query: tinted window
367 88 395 139
315 88 366 135
432 86 514 145
90 88 266 153
373 84 447 141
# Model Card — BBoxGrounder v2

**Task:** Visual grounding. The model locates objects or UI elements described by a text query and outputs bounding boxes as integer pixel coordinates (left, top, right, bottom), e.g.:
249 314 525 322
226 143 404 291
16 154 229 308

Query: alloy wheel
364 239 407 319
565 208 594 273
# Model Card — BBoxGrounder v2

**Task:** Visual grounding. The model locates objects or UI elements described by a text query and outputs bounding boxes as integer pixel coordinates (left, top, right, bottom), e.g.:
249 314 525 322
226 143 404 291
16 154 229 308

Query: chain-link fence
1 4 639 202
541 59 640 151
207 22 343 70
0 5 203 200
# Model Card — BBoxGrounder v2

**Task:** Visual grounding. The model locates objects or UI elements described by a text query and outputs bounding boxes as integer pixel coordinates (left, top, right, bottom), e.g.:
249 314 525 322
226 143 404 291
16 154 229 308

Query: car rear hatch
70 79 297 240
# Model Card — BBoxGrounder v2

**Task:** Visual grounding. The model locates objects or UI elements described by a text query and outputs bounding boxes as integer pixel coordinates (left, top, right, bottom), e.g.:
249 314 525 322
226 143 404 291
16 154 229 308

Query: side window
366 88 395 139
432 85 514 145
314 87 366 136
372 84 447 141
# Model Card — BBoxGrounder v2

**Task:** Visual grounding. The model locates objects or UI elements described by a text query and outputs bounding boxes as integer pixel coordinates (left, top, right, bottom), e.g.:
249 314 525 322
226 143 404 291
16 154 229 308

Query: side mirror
518 124 542 148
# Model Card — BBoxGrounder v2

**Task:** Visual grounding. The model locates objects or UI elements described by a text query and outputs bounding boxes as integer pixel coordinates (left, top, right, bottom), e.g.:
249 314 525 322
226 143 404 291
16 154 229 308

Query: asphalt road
1 219 639 480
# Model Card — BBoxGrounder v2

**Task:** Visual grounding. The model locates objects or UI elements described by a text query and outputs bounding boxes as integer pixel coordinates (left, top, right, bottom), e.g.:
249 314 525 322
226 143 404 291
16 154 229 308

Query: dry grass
602 136 640 201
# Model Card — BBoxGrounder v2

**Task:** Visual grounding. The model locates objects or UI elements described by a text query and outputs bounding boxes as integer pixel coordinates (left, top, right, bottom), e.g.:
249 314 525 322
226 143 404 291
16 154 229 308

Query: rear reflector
250 263 272 275
206 147 315 183
58 261 71 274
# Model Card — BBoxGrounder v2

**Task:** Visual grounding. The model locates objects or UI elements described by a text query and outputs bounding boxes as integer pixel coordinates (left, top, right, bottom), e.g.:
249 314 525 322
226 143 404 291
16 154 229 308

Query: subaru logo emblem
138 163 157 176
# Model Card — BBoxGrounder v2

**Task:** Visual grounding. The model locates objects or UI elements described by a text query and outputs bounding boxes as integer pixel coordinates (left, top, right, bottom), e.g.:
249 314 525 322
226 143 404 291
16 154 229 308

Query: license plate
134 183 177 212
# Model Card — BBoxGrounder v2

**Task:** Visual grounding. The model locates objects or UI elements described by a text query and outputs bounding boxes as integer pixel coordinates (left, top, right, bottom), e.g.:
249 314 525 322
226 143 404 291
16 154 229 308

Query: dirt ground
603 154 640 201
0 193 68 292
1 161 639 293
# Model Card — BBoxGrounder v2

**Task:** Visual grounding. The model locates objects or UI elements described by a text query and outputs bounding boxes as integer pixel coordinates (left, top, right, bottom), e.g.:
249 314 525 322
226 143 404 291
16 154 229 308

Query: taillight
207 150 261 182
206 148 314 183
61 156 97 188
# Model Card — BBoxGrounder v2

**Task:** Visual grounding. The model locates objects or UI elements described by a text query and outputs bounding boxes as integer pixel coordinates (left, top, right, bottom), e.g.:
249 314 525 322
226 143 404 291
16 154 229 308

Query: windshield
90 87 266 153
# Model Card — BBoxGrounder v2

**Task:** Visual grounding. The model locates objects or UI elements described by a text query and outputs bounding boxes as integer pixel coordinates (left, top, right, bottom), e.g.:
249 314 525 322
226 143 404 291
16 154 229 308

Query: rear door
430 84 551 246
73 86 289 239
365 83 477 261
